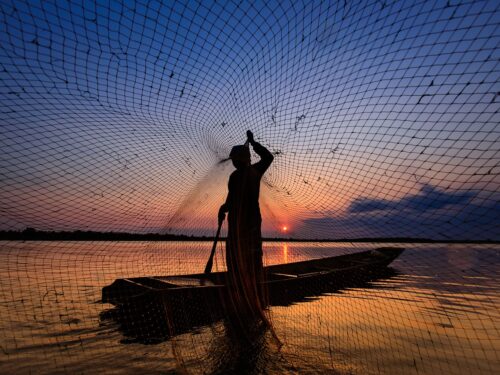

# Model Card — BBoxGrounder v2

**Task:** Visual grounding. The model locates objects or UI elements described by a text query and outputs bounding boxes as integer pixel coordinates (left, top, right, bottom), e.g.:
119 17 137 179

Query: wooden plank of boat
102 247 404 305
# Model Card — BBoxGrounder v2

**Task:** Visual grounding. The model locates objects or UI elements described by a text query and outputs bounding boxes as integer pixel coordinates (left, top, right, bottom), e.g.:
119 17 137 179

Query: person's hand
246 130 255 145
218 205 226 224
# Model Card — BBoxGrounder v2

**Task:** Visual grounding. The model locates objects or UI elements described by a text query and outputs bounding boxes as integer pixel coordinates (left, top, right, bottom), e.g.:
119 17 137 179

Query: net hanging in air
0 1 499 374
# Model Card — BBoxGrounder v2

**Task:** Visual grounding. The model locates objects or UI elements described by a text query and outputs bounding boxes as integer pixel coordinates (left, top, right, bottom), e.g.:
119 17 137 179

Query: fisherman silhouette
219 130 274 311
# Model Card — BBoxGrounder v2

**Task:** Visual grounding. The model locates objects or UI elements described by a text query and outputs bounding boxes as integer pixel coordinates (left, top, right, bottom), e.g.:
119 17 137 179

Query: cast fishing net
0 1 499 374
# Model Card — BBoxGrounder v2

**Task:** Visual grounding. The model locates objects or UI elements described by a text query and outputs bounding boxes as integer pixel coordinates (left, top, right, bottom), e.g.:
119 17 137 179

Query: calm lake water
0 241 499 374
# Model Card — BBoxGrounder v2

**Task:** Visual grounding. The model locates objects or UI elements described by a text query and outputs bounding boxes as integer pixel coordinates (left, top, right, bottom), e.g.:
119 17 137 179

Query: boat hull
100 247 403 343
102 247 404 305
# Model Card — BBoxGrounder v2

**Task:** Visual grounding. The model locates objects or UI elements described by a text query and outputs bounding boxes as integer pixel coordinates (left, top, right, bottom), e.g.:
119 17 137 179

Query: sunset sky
0 0 498 240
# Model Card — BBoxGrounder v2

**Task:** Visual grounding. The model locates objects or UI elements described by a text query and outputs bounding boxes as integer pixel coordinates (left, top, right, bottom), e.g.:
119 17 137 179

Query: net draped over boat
0 1 499 374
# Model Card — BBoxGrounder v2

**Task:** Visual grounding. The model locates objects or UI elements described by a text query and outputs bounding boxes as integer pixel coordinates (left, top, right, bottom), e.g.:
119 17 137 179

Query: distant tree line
0 228 497 243
0 227 209 241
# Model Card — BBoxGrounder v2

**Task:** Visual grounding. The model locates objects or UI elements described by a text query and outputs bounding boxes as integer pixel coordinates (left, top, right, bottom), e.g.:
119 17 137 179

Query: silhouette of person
219 130 274 310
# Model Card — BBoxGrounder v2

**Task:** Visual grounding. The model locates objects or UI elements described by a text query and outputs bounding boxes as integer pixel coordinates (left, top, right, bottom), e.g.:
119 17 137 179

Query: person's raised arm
247 130 273 174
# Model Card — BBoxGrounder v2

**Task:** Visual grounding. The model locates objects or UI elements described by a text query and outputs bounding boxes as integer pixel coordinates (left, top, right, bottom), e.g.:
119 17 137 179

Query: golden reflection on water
282 242 288 264
0 241 499 374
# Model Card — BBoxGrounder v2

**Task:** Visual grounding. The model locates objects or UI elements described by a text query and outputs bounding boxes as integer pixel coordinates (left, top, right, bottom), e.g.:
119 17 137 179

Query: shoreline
0 230 498 244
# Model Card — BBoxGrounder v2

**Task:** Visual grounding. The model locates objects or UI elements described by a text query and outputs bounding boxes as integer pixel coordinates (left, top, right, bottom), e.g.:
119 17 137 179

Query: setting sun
282 225 288 233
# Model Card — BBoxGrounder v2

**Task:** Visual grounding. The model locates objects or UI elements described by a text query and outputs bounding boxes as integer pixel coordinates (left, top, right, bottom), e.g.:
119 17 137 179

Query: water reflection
205 319 283 374
1 242 499 374
99 266 398 345
282 242 288 263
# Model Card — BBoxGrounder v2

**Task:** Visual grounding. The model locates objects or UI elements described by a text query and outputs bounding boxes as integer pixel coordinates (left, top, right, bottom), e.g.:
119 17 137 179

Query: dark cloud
300 186 499 240
348 184 477 213
302 217 337 227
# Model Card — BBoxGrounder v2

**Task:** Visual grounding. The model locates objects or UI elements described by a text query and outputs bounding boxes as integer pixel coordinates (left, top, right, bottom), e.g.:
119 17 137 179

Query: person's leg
253 252 268 307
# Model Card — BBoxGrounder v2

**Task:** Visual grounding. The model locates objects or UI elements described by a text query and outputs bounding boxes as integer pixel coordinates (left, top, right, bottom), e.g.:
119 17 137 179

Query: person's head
229 145 250 169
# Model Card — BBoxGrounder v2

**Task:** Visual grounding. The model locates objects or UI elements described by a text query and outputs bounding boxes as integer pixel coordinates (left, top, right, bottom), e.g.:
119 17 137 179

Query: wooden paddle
204 219 223 274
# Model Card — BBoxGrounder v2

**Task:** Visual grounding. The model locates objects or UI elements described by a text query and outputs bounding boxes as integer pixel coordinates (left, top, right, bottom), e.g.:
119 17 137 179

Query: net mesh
0 0 499 374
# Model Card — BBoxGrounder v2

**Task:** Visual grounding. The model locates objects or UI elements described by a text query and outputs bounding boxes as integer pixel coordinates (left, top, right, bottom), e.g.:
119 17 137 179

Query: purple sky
1 0 498 240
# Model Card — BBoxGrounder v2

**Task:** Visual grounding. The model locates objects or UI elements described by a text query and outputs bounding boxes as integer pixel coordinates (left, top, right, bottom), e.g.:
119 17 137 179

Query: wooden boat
102 247 404 305
100 247 404 343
